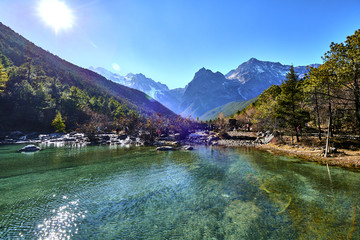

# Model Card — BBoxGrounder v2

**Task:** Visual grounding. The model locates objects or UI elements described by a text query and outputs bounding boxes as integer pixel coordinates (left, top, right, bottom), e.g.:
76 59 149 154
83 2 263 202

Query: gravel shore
257 143 360 170
215 130 360 170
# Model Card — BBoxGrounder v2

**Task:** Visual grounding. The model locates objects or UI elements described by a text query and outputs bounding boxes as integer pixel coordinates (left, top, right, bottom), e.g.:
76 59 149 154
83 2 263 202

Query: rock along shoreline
2 130 359 170
0 130 265 150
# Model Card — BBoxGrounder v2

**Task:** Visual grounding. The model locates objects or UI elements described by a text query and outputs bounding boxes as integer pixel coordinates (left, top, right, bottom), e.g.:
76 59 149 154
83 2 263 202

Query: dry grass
257 135 360 170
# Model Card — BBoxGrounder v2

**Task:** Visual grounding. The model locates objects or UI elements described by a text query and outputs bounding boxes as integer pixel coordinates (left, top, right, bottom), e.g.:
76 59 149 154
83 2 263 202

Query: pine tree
51 112 66 133
305 64 338 156
324 29 360 132
304 67 325 141
276 66 309 142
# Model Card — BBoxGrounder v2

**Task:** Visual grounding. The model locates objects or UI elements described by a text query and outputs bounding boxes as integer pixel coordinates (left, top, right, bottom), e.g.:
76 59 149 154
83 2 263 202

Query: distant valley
89 67 183 114
91 58 318 120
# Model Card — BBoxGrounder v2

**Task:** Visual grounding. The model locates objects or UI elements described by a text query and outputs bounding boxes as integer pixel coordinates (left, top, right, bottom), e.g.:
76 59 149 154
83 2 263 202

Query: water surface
0 144 359 239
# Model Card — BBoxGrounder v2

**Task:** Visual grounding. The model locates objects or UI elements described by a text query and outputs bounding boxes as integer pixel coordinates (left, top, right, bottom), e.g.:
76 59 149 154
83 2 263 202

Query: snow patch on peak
255 65 264 73
280 71 287 76
148 86 158 98
227 73 237 80
237 87 247 100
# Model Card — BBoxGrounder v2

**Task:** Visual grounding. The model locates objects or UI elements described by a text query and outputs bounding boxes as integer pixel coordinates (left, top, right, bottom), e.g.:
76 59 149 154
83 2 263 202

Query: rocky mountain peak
90 58 318 120
194 67 212 77
247 57 260 63
193 68 225 82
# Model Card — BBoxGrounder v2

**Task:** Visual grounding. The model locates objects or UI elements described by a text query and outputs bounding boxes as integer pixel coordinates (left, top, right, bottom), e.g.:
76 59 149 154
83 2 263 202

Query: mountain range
89 67 183 114
225 58 319 100
0 22 175 131
0 20 319 132
91 59 318 119
0 20 322 133
0 22 174 117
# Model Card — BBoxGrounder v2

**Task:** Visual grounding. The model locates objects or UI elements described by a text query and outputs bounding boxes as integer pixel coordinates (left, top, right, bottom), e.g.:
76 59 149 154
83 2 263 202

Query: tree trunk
325 83 332 158
295 126 300 142
292 102 300 142
325 114 332 157
314 89 322 140
353 73 360 133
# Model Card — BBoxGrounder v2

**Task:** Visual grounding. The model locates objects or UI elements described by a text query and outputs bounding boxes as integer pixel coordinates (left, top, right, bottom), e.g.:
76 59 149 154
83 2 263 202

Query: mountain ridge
90 58 318 119
180 67 244 117
0 22 175 131
89 66 182 114
180 59 318 118
225 57 319 100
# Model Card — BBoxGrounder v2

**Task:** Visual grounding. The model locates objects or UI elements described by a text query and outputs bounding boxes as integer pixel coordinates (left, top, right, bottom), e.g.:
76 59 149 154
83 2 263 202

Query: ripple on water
1 193 87 239
35 197 86 240
1 145 360 239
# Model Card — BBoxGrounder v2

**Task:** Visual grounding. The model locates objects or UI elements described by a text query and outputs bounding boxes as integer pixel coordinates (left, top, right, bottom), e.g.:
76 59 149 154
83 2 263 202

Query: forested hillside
233 29 360 141
0 22 175 132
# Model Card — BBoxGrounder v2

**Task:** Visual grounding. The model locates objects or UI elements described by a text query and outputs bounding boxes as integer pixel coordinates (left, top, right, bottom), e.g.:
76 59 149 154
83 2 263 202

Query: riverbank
215 130 360 170
257 141 360 170
0 132 143 146
2 130 360 170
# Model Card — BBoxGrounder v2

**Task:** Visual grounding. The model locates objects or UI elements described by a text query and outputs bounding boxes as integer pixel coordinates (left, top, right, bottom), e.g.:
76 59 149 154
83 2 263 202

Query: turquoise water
0 144 359 239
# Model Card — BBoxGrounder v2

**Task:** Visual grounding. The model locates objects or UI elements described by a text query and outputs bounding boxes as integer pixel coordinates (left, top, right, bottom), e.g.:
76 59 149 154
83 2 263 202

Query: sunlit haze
37 0 74 33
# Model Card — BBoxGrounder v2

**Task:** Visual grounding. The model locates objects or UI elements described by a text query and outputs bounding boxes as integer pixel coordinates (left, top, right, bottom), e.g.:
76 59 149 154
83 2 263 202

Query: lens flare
112 63 121 71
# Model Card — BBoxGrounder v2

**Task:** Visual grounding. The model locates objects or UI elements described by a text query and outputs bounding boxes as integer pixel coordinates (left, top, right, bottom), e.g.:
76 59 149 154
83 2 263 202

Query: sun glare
37 0 74 33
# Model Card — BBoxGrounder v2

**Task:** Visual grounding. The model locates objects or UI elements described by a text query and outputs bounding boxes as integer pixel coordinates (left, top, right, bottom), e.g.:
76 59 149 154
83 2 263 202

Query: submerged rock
182 145 194 151
223 200 261 238
19 145 41 152
156 146 175 151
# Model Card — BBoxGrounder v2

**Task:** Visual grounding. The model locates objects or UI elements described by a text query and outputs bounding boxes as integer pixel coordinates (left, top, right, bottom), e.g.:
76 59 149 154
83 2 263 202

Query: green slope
0 22 175 131
0 22 174 117
200 98 257 121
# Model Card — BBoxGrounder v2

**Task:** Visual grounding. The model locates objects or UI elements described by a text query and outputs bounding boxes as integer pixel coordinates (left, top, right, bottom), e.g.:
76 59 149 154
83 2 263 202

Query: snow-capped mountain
90 58 318 119
225 58 319 100
180 58 318 118
89 67 182 114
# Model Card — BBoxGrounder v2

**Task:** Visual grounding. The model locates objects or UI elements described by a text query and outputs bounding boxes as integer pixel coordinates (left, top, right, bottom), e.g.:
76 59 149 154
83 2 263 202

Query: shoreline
211 130 360 170
215 132 360 170
255 143 360 170
2 130 360 171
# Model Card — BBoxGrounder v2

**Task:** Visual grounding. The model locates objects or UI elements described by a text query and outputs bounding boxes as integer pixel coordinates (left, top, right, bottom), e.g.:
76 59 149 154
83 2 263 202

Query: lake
0 144 359 239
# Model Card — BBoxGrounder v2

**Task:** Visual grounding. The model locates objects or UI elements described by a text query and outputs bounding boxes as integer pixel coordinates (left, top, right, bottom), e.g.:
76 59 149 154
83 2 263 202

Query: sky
1 0 360 89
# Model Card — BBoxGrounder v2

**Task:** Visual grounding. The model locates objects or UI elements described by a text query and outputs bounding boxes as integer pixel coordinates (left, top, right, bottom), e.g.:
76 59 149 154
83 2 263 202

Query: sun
37 0 74 33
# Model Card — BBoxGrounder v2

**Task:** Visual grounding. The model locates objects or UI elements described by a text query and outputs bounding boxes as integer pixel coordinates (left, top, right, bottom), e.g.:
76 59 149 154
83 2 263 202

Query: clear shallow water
0 144 359 239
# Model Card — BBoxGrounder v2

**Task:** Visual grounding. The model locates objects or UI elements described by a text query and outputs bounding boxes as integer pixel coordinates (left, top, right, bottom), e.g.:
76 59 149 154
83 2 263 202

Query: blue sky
1 0 360 88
